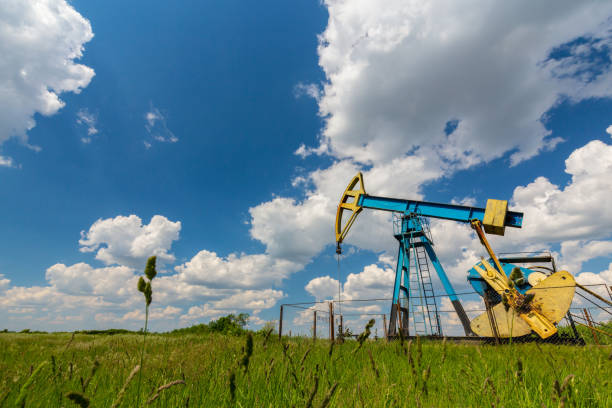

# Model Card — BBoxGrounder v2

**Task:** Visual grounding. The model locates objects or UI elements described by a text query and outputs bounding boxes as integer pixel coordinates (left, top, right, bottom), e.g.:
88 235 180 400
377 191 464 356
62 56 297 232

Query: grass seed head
144 256 157 280
137 277 146 293
144 281 152 306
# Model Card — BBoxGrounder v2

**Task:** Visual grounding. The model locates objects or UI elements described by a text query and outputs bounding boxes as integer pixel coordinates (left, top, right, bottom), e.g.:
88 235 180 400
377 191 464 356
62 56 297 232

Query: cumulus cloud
175 250 299 289
120 306 181 322
311 0 612 167
508 139 612 244
79 214 181 268
144 105 178 146
45 262 136 299
0 0 94 156
305 260 395 303
212 289 285 310
0 212 290 330
305 276 338 300
0 274 10 292
180 303 228 322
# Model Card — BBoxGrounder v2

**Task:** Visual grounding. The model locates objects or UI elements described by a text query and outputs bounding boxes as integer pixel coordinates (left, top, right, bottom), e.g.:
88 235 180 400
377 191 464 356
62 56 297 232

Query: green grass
0 332 610 407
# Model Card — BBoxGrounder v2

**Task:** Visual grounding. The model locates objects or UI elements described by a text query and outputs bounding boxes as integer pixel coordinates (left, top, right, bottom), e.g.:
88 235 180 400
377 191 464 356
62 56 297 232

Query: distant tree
208 313 249 335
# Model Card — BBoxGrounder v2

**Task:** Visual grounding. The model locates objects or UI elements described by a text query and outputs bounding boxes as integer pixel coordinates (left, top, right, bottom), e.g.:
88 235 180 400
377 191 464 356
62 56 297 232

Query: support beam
360 195 523 229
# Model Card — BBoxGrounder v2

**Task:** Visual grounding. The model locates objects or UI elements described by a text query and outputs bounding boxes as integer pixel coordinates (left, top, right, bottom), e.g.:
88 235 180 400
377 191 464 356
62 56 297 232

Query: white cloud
0 274 10 292
509 139 612 243
558 240 612 273
305 276 338 300
174 250 300 288
0 156 15 168
606 125 612 137
45 262 136 299
343 263 395 300
79 215 181 268
76 108 98 143
294 82 321 101
120 306 181 322
180 303 228 322
0 0 94 157
305 261 394 304
144 105 178 145
311 1 612 167
213 289 285 310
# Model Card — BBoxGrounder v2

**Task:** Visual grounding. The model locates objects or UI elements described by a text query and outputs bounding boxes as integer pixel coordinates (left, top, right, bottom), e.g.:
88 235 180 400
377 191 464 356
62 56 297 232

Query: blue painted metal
390 214 444 336
392 242 404 302
424 242 459 302
359 195 523 228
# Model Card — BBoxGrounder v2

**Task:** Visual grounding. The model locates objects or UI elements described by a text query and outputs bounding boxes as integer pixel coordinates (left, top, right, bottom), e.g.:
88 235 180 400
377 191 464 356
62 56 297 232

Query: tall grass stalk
135 256 157 406
16 361 46 407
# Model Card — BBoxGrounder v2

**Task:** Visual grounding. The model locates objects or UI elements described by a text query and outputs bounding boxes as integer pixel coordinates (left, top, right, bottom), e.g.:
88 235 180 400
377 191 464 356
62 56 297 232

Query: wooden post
313 310 317 341
382 314 388 340
583 308 599 345
278 305 284 341
397 300 403 337
484 294 500 345
329 302 335 341
340 314 344 338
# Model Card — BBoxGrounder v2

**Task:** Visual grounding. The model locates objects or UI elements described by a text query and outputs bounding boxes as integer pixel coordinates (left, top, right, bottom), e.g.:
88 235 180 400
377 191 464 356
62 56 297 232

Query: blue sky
1 1 612 332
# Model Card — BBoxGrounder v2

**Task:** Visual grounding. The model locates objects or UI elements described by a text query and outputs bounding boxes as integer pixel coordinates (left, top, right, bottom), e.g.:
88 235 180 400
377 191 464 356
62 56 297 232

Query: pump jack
335 173 577 340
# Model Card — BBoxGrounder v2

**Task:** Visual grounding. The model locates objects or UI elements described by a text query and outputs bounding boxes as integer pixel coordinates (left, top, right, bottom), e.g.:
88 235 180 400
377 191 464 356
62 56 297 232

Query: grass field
0 330 610 407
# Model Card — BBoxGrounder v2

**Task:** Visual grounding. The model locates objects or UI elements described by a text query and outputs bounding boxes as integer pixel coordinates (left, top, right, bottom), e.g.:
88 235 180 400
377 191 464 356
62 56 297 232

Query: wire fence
278 283 612 345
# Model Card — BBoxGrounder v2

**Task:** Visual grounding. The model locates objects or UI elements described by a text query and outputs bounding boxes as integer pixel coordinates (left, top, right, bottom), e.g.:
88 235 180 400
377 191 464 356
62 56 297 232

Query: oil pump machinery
335 172 577 339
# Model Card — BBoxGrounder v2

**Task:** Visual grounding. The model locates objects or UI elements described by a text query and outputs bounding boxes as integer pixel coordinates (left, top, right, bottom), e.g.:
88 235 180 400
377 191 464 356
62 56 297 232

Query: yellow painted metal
471 265 576 338
335 172 366 244
471 220 507 280
473 260 510 294
483 199 508 236
471 302 532 338
516 309 557 338
527 271 576 324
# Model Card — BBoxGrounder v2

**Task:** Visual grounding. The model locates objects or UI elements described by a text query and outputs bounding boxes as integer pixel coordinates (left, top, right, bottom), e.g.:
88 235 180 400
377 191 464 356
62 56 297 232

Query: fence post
483 295 500 345
382 314 388 341
583 308 599 345
313 310 317 341
329 302 335 341
396 300 403 337
340 314 343 339
278 305 284 341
